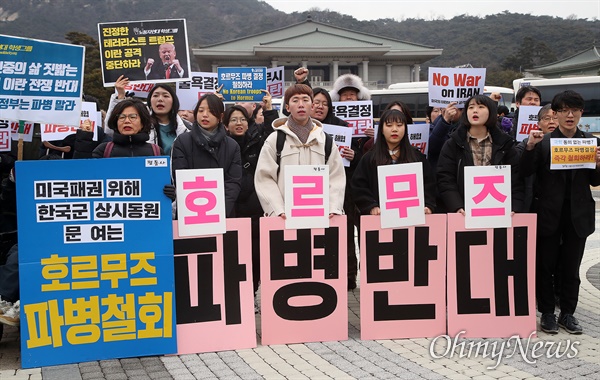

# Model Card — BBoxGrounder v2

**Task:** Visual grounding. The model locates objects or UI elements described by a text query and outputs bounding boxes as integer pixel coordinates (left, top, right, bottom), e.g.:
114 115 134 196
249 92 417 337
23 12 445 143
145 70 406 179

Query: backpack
500 117 513 133
103 142 161 158
275 129 333 176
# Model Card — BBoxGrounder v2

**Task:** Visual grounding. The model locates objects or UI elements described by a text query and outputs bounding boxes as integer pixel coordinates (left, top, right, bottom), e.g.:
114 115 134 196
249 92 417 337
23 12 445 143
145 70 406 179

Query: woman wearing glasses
223 104 270 309
93 99 164 158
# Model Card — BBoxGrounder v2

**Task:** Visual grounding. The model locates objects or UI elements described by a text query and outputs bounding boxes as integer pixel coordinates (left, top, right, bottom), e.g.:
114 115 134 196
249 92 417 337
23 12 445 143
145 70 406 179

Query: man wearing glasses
520 90 600 335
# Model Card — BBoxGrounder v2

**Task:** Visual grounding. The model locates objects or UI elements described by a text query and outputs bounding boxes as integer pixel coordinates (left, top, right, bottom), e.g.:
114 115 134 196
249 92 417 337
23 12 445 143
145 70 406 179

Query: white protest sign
407 123 430 156
267 66 284 98
41 102 101 141
8 121 34 142
377 162 426 229
118 82 155 99
428 67 486 108
322 123 352 167
284 165 330 230
175 168 226 236
464 165 512 229
516 106 542 142
176 71 219 110
332 100 373 137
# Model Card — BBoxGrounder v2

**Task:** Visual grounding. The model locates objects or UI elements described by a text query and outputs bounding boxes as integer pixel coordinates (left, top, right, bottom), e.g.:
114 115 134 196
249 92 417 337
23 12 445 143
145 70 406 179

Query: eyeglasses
541 116 559 122
557 108 583 116
313 101 328 108
117 114 139 121
229 118 247 124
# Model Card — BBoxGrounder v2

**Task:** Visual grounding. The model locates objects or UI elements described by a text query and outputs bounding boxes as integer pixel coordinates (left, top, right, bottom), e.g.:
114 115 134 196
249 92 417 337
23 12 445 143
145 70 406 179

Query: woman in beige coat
254 84 346 218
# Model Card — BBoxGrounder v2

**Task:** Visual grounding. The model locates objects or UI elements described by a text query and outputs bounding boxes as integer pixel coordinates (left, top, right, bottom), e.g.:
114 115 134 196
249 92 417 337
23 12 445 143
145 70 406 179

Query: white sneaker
0 300 19 326
0 298 13 314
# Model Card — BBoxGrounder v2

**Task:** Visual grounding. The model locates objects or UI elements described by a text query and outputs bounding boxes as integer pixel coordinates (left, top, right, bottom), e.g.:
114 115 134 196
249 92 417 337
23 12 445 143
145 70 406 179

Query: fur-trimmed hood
330 74 371 102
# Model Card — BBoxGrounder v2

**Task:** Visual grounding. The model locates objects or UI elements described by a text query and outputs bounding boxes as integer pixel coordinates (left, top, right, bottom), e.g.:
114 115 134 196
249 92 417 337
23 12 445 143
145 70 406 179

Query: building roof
192 18 442 62
527 46 600 75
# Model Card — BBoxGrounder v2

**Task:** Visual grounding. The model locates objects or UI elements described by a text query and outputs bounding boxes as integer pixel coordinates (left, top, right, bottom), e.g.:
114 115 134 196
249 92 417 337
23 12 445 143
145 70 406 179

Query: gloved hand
163 184 176 201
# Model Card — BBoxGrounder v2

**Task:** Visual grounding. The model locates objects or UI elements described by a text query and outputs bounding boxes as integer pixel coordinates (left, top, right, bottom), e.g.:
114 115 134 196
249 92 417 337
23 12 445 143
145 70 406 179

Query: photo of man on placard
144 43 185 80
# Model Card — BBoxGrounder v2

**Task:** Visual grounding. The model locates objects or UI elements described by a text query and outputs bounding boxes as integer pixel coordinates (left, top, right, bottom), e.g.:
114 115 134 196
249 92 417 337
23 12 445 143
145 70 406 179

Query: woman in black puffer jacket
93 99 164 158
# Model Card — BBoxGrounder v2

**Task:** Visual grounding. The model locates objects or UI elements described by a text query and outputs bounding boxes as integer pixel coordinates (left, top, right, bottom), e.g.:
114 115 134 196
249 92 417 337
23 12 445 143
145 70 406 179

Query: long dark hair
107 99 153 134
383 101 414 124
372 109 416 166
147 84 180 127
459 94 498 130
193 93 225 127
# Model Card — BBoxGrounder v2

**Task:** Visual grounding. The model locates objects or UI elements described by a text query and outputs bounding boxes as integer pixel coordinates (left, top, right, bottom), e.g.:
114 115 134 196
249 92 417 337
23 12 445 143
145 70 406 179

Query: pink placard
359 215 447 340
173 218 256 354
446 213 537 338
259 215 348 345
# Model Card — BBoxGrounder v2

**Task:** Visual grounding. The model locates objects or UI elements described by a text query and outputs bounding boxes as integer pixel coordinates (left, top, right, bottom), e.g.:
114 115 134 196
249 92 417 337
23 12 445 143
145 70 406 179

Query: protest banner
266 66 284 98
516 105 541 142
377 162 426 229
332 101 373 137
176 71 219 110
322 123 352 167
0 34 84 126
7 120 34 142
218 67 267 102
41 102 101 142
119 82 155 99
15 157 177 368
550 138 598 169
428 67 486 108
446 213 537 338
284 165 330 230
260 216 347 345
360 215 447 340
175 168 226 237
407 123 430 156
0 120 10 152
98 19 191 85
173 218 256 354
464 166 512 229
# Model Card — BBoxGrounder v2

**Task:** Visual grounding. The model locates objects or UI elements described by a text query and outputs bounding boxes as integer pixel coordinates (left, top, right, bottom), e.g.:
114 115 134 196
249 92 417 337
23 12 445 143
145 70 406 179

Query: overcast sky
262 0 599 21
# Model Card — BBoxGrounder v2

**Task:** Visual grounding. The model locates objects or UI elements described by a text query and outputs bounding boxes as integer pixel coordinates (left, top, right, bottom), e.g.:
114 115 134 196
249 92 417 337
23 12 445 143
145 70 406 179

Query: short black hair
108 99 152 134
551 90 584 112
193 93 224 122
223 105 250 126
516 86 541 103
459 94 498 131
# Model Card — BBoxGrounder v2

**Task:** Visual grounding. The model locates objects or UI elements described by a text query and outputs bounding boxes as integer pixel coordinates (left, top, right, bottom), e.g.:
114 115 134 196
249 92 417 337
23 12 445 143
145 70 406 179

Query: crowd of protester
1 69 599 338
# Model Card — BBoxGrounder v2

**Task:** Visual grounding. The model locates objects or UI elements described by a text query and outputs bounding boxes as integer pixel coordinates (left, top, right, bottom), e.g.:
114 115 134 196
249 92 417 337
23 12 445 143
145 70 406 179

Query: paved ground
1 209 599 380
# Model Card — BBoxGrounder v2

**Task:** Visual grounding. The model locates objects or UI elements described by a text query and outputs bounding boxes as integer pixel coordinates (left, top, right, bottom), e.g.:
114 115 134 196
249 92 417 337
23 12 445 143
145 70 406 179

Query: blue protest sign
217 67 267 102
0 34 84 126
15 157 177 368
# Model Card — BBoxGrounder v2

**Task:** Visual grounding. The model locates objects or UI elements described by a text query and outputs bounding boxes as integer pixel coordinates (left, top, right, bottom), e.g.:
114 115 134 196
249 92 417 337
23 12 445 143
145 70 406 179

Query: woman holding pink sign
436 94 524 215
351 108 436 216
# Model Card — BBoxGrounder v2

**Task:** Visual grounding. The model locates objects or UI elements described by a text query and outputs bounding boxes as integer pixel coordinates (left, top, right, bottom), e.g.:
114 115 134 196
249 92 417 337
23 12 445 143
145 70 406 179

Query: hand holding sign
214 84 225 102
115 75 130 99
442 102 459 123
261 89 273 110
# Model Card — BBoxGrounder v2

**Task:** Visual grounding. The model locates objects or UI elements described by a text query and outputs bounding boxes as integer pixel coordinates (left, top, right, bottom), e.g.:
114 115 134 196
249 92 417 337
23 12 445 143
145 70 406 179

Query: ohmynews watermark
429 331 580 370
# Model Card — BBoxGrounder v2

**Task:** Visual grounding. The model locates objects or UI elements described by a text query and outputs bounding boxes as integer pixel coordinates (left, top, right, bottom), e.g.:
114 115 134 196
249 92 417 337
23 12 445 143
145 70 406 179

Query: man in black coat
520 90 600 335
